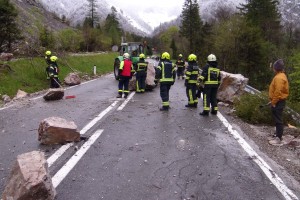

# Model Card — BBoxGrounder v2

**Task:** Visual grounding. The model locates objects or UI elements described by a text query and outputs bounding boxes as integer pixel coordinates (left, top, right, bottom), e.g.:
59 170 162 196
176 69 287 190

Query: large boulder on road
129 76 136 91
217 71 248 103
38 117 80 145
64 72 81 86
145 62 156 90
43 88 64 101
1 151 56 200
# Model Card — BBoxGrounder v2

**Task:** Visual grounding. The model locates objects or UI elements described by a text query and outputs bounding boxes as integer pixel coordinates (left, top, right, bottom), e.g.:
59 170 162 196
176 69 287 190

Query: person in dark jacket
117 53 134 98
135 53 148 93
48 56 60 88
185 54 199 108
156 52 176 111
199 54 221 116
268 59 289 145
45 50 52 79
175 54 185 80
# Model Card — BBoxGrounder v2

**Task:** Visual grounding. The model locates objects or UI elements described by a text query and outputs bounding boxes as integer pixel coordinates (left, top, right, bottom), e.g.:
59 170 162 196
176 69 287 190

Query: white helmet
123 53 130 59
207 54 217 62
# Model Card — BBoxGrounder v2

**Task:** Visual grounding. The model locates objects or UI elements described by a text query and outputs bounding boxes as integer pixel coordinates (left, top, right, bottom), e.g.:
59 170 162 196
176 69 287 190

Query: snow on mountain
39 0 300 36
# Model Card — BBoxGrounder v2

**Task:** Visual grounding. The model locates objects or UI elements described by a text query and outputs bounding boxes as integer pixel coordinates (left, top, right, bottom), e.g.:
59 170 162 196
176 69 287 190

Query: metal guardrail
244 84 300 125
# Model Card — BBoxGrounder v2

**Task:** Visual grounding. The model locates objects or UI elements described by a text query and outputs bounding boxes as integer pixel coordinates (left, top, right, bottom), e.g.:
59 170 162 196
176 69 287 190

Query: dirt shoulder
219 105 300 192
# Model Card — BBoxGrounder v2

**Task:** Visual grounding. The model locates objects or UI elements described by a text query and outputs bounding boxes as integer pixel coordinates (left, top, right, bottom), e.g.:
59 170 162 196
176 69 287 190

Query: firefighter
175 54 185 79
135 53 148 93
185 54 199 108
45 50 52 79
48 56 60 88
199 54 221 116
117 53 134 98
156 52 176 111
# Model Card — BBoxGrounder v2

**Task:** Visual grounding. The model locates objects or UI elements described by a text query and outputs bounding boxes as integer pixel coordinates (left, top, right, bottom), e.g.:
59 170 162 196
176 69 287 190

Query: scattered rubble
1 151 56 200
64 72 81 86
43 88 64 101
38 117 80 145
14 89 28 100
2 95 11 104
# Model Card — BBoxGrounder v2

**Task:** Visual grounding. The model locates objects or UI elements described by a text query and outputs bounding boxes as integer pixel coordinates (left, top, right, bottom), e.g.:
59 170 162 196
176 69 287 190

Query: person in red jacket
117 53 134 98
268 59 289 145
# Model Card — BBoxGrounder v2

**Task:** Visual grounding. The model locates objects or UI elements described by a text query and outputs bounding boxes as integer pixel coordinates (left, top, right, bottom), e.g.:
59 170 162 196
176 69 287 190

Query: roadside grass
0 52 118 98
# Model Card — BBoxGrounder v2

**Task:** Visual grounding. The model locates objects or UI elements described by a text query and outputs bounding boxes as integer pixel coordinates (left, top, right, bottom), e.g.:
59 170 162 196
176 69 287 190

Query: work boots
116 94 122 98
159 106 169 111
199 111 209 116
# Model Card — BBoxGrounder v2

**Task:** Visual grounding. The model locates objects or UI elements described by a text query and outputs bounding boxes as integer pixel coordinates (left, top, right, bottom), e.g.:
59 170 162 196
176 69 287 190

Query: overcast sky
109 0 185 29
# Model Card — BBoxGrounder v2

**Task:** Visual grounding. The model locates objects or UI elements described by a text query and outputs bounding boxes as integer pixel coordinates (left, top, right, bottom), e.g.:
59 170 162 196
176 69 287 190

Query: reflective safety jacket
156 60 176 84
45 55 51 65
135 61 148 72
48 63 58 78
199 62 221 86
120 59 134 77
175 58 185 68
185 62 199 84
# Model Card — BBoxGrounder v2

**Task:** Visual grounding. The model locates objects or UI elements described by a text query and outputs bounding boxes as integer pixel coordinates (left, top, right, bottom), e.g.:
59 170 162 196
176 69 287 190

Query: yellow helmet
45 51 51 56
178 54 183 57
139 53 145 59
50 56 58 62
207 54 217 62
188 54 197 62
161 52 170 60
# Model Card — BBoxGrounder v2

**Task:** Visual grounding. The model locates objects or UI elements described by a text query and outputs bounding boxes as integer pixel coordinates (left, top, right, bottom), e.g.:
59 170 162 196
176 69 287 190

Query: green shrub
234 93 297 126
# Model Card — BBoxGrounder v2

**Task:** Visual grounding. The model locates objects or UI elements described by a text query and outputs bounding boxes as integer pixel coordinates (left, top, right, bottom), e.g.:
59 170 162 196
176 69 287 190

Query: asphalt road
0 69 299 199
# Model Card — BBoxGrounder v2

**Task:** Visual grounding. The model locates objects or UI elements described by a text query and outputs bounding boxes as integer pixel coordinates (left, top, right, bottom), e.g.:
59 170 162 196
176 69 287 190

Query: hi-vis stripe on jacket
185 63 199 84
136 62 148 72
199 64 221 85
156 61 176 83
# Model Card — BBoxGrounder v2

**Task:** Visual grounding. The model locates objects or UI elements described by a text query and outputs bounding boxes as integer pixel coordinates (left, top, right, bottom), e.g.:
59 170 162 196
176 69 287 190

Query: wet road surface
0 72 299 200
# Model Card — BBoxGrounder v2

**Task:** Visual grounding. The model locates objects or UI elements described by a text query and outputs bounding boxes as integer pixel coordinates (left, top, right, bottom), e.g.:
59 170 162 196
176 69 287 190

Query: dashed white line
47 100 119 167
52 129 103 188
217 112 299 200
117 92 135 111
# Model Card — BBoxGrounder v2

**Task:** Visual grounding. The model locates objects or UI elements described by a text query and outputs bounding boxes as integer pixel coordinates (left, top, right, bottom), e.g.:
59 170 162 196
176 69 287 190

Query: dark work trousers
271 100 286 139
203 85 218 112
177 67 184 78
136 71 147 92
50 77 60 88
186 83 198 106
118 76 131 96
160 83 172 108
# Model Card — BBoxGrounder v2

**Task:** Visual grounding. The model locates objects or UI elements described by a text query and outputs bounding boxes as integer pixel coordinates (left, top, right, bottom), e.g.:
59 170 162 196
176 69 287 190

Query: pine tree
104 6 121 33
86 0 99 28
170 38 177 59
179 0 203 53
239 0 282 44
0 0 22 52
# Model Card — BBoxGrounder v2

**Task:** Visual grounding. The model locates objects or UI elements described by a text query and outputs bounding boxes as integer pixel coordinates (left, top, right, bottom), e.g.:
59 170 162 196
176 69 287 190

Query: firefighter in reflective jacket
48 56 60 88
175 54 185 79
45 50 52 79
117 53 134 98
135 53 148 93
156 52 176 111
199 54 221 116
185 54 199 108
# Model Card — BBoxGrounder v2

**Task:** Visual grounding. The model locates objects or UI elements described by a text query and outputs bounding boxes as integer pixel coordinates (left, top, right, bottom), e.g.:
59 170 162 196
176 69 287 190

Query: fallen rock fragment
38 117 80 145
15 89 28 99
2 94 11 104
217 71 248 103
43 88 64 101
1 151 56 200
145 62 156 90
64 72 81 86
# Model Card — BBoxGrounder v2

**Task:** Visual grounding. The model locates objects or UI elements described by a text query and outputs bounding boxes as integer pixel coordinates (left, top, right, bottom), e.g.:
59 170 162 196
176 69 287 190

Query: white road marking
217 113 299 200
52 129 103 188
117 92 135 111
47 100 119 167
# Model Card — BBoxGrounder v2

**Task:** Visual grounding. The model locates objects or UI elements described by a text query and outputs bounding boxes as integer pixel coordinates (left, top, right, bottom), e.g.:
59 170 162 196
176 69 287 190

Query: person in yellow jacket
268 59 289 144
